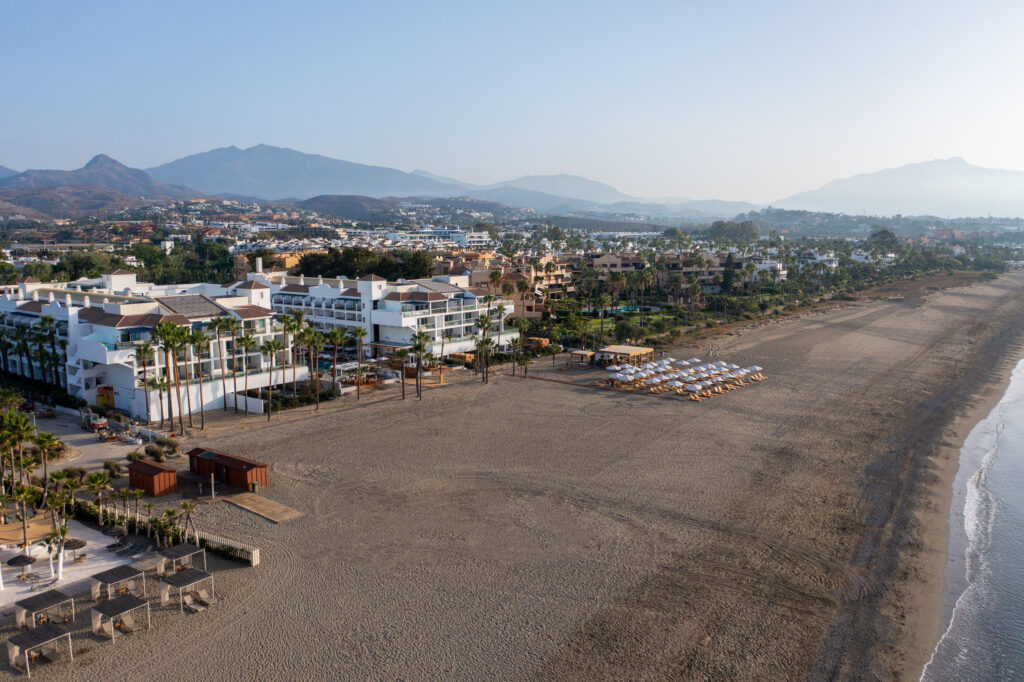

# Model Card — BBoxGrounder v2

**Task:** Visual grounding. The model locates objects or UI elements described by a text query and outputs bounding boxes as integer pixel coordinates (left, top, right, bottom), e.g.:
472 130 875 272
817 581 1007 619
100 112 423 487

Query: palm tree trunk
196 348 206 432
141 363 150 425
356 341 361 401
231 329 239 413
184 346 194 428
292 335 298 396
172 349 184 433
267 357 274 422
217 330 228 411
243 351 249 417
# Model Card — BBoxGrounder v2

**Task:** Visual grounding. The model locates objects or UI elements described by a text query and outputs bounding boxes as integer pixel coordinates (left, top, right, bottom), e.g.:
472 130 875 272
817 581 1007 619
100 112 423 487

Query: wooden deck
224 493 303 523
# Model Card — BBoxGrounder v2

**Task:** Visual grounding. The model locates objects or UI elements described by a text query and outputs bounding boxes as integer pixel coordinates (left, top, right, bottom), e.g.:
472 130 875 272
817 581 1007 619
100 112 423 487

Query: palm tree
132 342 155 425
493 304 506 367
260 339 284 422
310 331 325 411
37 315 60 387
45 523 68 581
179 327 195 429
84 471 111 525
284 312 305 397
0 328 12 377
211 316 231 412
12 326 35 380
132 489 144 531
190 328 211 432
11 483 31 554
32 431 59 507
326 328 345 394
475 315 492 383
595 292 611 336
218 316 241 413
144 502 154 538
351 326 368 400
152 321 179 432
4 410 35 486
149 376 168 429
411 330 428 400
237 333 257 417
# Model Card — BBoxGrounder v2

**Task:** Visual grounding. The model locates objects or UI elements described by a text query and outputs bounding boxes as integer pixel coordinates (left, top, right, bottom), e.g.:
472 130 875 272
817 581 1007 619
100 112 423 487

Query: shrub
103 459 123 477
145 443 165 462
126 449 145 462
155 437 180 454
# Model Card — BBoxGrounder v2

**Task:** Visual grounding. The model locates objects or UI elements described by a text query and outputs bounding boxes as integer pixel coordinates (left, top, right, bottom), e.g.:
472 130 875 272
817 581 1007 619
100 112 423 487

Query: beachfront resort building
246 260 518 358
0 271 305 421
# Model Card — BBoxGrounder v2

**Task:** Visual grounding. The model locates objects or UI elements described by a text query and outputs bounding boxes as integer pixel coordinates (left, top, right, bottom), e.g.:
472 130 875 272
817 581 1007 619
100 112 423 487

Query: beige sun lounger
183 594 205 613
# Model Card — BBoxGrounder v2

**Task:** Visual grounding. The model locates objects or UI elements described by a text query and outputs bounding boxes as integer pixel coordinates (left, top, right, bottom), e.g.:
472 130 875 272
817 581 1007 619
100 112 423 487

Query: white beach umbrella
727 363 740 369
607 365 621 371
646 377 661 384
610 373 626 380
686 384 701 392
747 365 763 372
687 357 700 363
666 380 683 387
664 357 676 363
675 360 690 366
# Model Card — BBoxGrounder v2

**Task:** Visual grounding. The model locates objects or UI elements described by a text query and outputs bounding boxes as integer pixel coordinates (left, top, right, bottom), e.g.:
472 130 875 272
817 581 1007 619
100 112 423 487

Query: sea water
922 358 1024 680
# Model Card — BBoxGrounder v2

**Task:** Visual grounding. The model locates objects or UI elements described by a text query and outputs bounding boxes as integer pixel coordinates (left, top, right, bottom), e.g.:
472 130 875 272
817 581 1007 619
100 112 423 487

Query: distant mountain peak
84 153 123 169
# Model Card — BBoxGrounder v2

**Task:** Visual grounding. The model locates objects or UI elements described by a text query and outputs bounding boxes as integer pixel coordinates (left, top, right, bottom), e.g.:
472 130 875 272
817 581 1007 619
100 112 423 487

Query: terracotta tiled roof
230 305 275 320
234 281 269 290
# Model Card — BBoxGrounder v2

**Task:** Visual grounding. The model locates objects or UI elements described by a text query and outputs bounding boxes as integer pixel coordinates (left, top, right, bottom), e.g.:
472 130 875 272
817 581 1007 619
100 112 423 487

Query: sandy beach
5 270 1024 681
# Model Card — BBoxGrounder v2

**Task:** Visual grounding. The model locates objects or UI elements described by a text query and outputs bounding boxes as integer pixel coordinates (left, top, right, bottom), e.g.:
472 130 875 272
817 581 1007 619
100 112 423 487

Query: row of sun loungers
596 357 767 402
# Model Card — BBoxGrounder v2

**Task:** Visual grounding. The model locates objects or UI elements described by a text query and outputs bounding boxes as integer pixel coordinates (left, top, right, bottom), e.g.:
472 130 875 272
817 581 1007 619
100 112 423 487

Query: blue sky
2 0 1022 202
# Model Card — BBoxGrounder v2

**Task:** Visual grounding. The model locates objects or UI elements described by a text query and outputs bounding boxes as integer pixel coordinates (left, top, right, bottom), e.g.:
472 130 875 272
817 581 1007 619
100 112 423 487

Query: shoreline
897 333 1024 680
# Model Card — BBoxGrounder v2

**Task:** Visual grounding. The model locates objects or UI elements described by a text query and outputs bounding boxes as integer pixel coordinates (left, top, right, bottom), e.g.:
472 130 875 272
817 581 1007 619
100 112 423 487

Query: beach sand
6 271 1024 681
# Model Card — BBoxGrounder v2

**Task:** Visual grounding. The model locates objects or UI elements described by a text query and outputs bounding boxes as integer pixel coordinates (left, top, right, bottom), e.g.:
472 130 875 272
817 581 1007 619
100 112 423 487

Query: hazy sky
2 1 1023 202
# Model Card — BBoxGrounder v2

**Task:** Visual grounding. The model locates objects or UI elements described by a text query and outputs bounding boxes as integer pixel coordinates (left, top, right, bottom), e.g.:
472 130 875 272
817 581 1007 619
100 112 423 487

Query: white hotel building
0 271 305 421
247 260 518 358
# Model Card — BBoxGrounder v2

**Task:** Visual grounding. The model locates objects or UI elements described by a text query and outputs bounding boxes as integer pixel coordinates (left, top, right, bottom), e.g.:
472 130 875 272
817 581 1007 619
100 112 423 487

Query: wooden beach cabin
568 350 596 369
128 460 177 497
187 447 269 492
597 344 655 367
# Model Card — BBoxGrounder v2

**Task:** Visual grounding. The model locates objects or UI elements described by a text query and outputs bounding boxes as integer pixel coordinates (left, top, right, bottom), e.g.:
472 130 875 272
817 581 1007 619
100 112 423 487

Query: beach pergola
6 622 73 677
157 544 207 576
160 567 215 613
568 350 595 368
14 590 75 629
90 565 146 601
598 345 655 366
90 594 151 642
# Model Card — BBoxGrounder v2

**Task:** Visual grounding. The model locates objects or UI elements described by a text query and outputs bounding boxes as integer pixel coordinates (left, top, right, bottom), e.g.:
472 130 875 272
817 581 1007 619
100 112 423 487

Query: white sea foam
921 359 1024 680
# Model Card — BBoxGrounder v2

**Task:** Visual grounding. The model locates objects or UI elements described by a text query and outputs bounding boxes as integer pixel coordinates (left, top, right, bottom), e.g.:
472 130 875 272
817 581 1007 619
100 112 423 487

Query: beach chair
73 553 87 564
120 613 140 632
102 620 116 638
195 588 215 606
183 594 205 613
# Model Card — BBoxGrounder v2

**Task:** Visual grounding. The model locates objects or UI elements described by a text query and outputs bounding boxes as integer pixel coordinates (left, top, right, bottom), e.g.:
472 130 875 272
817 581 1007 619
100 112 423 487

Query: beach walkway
224 493 303 523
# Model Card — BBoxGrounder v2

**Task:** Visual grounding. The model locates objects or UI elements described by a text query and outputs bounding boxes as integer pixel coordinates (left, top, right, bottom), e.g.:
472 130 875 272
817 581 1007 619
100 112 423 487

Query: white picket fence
101 506 260 566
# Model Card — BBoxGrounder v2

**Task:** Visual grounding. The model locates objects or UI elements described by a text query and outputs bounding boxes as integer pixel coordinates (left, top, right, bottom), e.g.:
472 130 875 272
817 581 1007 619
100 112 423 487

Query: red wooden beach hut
128 460 177 497
187 447 269 491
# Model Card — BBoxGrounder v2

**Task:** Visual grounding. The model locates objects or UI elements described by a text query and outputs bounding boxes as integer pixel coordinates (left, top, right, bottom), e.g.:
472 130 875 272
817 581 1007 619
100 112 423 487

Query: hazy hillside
486 174 635 204
148 145 462 200
0 186 149 219
296 195 398 221
775 157 1024 217
0 155 195 199
0 165 17 180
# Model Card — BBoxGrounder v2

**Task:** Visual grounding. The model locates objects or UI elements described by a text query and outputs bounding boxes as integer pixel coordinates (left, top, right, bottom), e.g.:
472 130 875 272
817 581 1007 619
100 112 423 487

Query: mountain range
3 146 1024 222
775 157 1024 217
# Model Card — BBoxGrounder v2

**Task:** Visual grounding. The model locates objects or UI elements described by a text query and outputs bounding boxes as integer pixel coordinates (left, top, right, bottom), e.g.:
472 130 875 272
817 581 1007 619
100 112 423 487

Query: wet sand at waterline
10 271 1024 681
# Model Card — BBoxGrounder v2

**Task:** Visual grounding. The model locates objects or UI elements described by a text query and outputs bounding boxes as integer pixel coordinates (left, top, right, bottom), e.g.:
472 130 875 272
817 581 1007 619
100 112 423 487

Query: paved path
223 493 302 523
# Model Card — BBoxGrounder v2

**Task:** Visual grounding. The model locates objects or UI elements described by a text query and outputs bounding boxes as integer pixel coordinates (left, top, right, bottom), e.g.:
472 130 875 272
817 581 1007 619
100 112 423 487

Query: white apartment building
249 263 518 358
0 271 305 421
